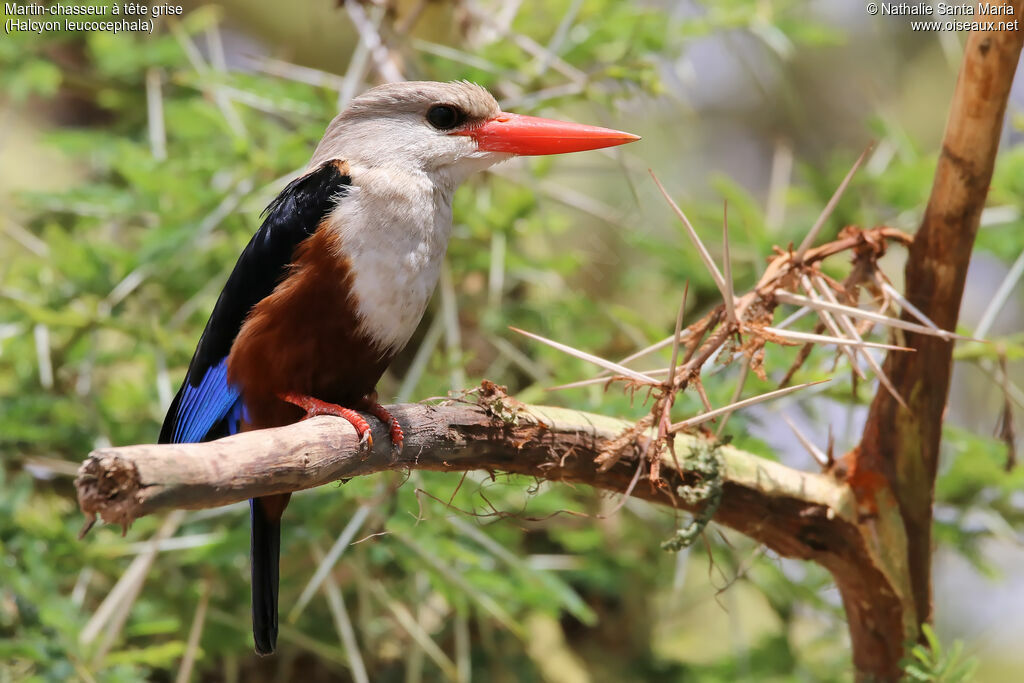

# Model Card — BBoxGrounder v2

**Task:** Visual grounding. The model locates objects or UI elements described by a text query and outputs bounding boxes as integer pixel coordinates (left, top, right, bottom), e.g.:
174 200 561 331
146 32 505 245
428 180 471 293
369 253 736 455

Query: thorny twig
515 163 964 490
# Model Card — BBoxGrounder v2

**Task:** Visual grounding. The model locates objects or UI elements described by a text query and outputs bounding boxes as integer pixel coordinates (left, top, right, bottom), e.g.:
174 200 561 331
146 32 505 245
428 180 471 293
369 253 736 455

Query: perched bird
159 81 639 655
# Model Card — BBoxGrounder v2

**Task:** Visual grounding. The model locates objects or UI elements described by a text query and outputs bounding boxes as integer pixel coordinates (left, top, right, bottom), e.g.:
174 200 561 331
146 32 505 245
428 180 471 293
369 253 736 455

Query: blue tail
161 361 286 654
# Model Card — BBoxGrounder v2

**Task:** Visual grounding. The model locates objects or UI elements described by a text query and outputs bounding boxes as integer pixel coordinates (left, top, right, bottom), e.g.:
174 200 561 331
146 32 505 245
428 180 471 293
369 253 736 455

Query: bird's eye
426 105 464 130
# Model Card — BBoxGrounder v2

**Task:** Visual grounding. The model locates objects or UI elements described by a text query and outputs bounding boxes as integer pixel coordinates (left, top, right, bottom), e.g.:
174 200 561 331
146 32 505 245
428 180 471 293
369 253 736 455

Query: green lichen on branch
660 437 728 551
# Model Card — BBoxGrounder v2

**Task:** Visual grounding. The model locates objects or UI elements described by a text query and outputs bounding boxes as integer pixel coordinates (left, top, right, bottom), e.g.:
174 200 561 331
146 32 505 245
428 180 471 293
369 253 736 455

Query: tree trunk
853 8 1023 678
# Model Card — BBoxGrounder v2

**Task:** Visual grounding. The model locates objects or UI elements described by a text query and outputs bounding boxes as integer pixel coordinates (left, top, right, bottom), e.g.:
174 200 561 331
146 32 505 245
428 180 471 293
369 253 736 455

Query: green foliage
934 426 1024 575
901 624 978 683
2 1 1022 681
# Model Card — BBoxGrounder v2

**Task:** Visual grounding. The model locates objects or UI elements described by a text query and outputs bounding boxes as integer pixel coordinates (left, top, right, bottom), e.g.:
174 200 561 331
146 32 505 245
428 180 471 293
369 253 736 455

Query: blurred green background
2 1 1023 680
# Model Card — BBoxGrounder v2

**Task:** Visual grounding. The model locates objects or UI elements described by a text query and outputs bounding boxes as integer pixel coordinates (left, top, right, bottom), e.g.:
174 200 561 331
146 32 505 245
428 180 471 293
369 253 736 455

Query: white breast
325 165 454 352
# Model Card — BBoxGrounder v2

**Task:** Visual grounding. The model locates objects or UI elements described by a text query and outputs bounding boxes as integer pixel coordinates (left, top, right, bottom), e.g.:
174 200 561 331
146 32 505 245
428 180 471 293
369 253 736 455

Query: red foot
279 392 373 449
362 399 404 453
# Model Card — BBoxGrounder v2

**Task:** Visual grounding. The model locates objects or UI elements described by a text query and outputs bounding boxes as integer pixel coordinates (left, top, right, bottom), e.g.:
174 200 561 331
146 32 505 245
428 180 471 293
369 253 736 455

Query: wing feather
159 159 351 444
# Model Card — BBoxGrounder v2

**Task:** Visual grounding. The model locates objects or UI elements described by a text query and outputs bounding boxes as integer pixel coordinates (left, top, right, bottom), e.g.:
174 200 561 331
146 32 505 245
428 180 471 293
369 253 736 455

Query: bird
158 80 639 655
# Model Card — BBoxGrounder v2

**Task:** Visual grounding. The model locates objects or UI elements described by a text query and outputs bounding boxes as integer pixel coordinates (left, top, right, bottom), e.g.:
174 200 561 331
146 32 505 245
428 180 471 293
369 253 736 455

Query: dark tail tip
250 497 283 655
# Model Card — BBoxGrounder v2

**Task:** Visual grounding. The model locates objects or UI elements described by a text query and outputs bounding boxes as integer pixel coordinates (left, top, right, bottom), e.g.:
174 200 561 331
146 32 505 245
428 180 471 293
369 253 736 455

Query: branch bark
77 389 912 676
79 396 852 537
855 8 1024 679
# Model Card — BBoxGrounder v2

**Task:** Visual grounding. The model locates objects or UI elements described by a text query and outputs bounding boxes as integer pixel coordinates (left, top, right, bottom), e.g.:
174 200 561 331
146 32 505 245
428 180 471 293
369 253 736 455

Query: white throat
325 163 456 352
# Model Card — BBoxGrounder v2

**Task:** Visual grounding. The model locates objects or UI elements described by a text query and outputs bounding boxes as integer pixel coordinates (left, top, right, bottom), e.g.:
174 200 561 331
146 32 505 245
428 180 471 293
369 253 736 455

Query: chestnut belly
226 228 396 429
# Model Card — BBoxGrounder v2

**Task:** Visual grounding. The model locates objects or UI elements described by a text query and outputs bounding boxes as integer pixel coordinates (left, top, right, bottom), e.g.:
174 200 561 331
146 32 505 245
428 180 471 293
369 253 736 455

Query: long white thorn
879 281 943 331
782 415 830 467
547 368 670 392
775 305 813 330
564 310 696 382
649 171 731 304
612 330 693 368
796 278 866 379
763 326 913 352
667 283 689 387
716 358 751 438
975 247 1024 338
722 203 737 324
794 144 872 262
776 291 970 341
511 327 661 385
811 277 908 409
978 358 1024 411
693 377 714 414
669 380 829 432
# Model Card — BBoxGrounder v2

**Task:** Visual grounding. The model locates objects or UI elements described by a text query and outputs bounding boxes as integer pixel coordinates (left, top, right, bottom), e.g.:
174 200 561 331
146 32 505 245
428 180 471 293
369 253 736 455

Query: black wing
159 160 352 444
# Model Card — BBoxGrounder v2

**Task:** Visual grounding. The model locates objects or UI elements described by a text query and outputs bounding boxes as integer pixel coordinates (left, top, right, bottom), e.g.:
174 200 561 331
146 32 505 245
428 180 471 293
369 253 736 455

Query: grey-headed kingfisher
159 81 639 654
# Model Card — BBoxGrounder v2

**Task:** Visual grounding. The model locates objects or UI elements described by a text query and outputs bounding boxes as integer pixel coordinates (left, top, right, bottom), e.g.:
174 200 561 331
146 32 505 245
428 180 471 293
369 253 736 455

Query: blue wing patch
171 357 242 443
159 159 352 446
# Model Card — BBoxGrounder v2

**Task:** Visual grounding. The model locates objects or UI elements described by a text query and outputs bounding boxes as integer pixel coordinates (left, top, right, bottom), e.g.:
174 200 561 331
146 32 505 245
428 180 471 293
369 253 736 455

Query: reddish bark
855 8 1024 678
